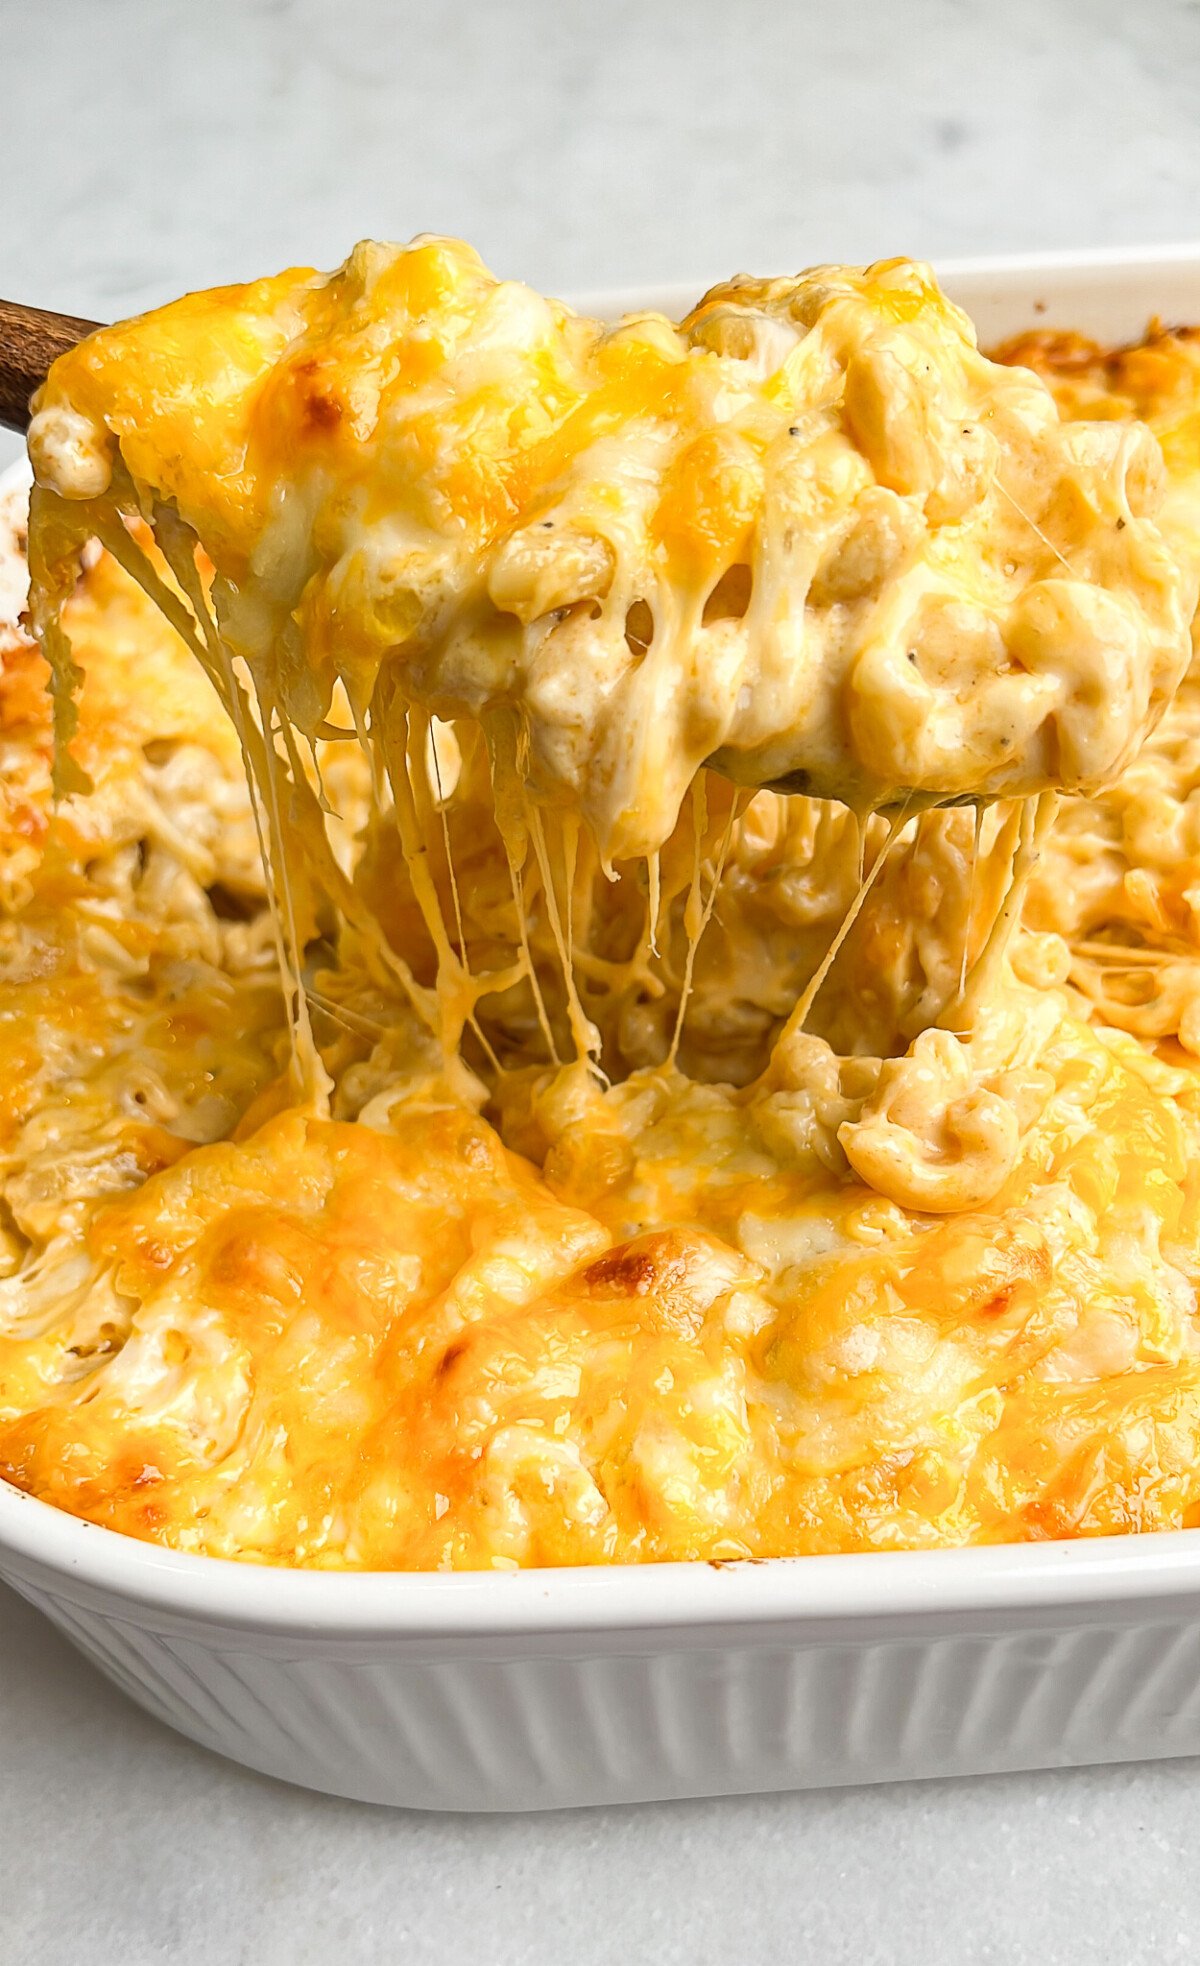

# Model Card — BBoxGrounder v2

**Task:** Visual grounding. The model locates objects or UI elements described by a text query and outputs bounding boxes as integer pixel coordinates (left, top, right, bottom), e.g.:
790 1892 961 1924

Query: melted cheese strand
151 514 322 1096
203 651 293 1051
668 782 740 1067
776 802 915 1048
994 478 1075 576
253 680 329 1104
425 712 467 967
155 519 329 1097
348 695 385 814
481 709 561 1064
666 778 708 1068
947 791 1060 1028
527 800 598 1065
936 801 1023 1031
646 852 663 959
147 519 328 1077
376 691 472 1052
959 804 985 1003
1073 941 1184 968
562 812 581 983
506 848 561 1066
305 988 388 1043
425 713 505 1078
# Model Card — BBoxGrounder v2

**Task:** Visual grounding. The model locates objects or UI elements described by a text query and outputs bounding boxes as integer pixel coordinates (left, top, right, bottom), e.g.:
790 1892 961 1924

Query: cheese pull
26 239 1197 864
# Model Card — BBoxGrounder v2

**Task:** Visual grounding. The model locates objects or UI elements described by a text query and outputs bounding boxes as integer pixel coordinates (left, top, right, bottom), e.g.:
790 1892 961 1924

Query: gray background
4 1 1200 1959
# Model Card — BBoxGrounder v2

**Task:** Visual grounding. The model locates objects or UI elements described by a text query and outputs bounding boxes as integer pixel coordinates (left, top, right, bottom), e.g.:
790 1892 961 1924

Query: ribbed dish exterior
7 1560 1200 1809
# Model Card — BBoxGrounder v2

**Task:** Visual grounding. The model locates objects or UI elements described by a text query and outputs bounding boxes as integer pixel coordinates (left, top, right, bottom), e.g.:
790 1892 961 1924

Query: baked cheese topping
5 262 1200 1566
991 326 1200 1057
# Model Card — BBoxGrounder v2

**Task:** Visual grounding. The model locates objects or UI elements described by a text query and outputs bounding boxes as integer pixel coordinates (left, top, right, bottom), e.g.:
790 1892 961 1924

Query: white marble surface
5 0 1200 1958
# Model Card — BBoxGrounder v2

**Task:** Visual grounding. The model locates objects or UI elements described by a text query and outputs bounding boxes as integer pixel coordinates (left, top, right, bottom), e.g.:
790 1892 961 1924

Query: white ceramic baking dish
5 246 1200 1813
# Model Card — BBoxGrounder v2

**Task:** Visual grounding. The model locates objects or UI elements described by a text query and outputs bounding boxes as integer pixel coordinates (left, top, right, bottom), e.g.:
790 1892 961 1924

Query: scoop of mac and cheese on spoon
25 238 1196 864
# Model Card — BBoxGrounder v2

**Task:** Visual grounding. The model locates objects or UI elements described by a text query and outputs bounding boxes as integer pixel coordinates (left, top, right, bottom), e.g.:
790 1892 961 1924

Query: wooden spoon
0 299 100 434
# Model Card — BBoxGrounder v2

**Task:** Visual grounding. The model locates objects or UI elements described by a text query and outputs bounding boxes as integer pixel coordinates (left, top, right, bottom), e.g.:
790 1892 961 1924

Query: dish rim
7 244 1200 1640
575 237 1200 322
9 1475 1200 1636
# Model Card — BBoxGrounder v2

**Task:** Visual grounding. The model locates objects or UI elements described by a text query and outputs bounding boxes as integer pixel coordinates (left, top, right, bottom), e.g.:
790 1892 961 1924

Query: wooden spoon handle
0 299 101 434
